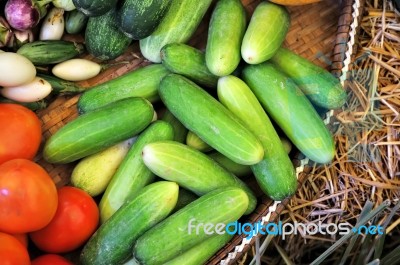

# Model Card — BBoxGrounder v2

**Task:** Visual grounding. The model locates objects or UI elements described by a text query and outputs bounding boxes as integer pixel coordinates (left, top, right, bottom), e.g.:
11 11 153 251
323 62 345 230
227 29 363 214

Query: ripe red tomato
31 254 74 265
0 159 58 234
0 232 30 265
11 233 28 248
30 186 99 253
0 103 42 164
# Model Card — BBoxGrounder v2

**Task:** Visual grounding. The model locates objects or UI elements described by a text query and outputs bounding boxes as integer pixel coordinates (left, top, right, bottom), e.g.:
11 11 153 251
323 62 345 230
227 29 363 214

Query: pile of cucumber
40 0 347 264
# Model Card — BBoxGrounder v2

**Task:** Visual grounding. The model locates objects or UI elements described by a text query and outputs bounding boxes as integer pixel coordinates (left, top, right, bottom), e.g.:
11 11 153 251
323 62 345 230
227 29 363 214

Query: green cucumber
43 97 154 164
37 73 86 95
142 140 257 214
161 109 188 143
241 2 290 64
206 0 246 76
16 40 85 65
133 187 249 265
99 121 174 223
280 136 292 154
65 9 88 34
159 74 264 165
139 0 213 63
80 181 178 265
72 0 118 17
85 8 132 61
117 0 172 39
186 131 213 152
173 188 198 213
242 62 335 164
161 43 218 88
271 48 347 109
208 152 251 178
78 64 169 113
218 75 297 200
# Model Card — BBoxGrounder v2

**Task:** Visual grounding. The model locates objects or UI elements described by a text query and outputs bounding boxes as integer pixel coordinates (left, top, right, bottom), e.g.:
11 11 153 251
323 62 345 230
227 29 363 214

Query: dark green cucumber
206 0 246 76
78 64 169 113
99 121 174 223
218 75 297 200
142 141 257 214
161 109 188 143
242 62 335 164
117 0 172 39
271 48 347 109
37 73 86 95
241 2 290 64
85 8 132 61
139 0 213 63
43 97 154 164
161 43 218 88
186 131 213 152
16 40 85 65
65 9 88 34
80 181 178 265
133 187 249 265
209 152 251 178
173 188 198 213
72 0 118 16
159 74 264 165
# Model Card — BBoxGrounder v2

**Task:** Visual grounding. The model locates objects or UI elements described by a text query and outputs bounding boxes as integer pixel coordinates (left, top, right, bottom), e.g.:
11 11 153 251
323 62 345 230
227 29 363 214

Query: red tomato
0 159 58 234
0 232 30 265
31 254 74 265
11 233 28 248
30 186 99 253
0 103 42 164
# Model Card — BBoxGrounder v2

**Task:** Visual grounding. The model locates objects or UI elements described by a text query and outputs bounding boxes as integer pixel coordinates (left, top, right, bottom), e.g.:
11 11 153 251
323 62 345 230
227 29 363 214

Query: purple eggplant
0 16 13 47
4 0 52 30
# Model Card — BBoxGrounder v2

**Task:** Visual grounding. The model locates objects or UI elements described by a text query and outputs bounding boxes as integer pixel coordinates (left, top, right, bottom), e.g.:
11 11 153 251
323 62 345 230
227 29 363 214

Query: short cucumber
78 64 169 113
133 187 249 265
161 43 218 88
43 97 154 164
159 74 264 165
271 48 347 109
99 121 174 223
186 131 213 152
206 0 246 76
241 2 290 64
139 0 213 63
218 75 297 200
72 0 118 16
242 62 335 164
208 152 251 178
80 181 179 265
65 9 88 34
142 140 257 214
161 109 188 143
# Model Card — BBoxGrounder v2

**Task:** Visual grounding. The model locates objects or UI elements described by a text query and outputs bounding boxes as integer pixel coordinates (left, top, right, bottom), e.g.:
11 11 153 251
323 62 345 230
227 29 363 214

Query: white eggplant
52 58 101 81
39 7 65 40
1 76 52 102
53 0 76 11
0 52 36 87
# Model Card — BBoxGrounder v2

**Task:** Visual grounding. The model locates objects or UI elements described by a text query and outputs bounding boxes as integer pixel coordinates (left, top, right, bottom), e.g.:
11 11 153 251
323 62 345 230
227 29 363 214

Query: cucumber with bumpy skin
72 0 118 17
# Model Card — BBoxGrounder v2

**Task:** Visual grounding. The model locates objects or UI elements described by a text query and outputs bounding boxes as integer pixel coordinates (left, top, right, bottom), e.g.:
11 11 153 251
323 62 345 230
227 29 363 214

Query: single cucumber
78 64 169 113
161 109 188 143
80 181 179 265
71 138 135 197
208 152 251 178
206 0 246 76
242 62 335 164
173 188 198 213
161 43 218 88
16 40 85 65
159 74 264 165
99 121 174 223
133 187 249 265
72 0 118 16
139 0 213 63
186 131 213 152
85 8 132 61
142 141 257 214
280 136 292 154
218 75 297 200
65 9 88 34
43 97 154 164
241 2 290 64
117 0 172 39
271 48 347 109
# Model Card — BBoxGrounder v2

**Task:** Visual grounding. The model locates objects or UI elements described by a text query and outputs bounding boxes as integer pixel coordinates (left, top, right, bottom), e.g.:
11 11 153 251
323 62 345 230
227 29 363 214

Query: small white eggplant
52 58 101 81
1 76 52 102
39 7 65 40
53 0 76 11
0 52 36 87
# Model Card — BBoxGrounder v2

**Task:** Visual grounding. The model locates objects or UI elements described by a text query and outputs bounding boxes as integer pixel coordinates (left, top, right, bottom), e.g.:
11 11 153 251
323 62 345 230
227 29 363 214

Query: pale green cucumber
99 121 174 223
80 181 178 265
186 131 213 152
208 152 251 178
173 188 198 213
133 187 249 265
139 0 213 63
241 2 290 64
161 109 188 143
71 138 136 197
159 74 264 165
142 140 257 214
242 62 335 164
205 0 246 76
218 75 297 200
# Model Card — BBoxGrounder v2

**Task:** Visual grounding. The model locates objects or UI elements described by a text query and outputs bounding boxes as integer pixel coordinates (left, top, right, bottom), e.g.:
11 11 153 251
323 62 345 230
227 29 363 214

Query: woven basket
33 0 364 263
